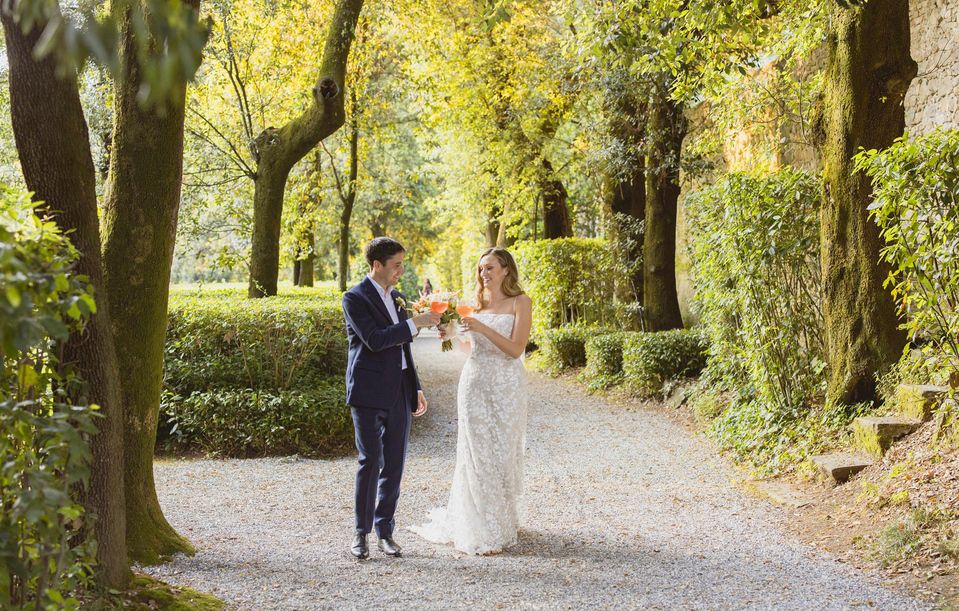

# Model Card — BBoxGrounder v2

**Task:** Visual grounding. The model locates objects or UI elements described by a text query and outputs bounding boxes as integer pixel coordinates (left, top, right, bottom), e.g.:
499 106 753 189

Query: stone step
853 416 922 457
810 452 874 484
894 384 949 422
753 480 813 508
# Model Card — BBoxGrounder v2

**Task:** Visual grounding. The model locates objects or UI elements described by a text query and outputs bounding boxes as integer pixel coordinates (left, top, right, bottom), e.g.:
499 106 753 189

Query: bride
410 247 532 555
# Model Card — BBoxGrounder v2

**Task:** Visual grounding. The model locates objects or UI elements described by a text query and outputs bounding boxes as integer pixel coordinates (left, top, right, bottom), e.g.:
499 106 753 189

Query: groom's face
374 252 405 288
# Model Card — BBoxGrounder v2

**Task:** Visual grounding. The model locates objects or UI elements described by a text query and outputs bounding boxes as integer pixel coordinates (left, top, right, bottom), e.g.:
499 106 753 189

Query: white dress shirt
367 274 418 370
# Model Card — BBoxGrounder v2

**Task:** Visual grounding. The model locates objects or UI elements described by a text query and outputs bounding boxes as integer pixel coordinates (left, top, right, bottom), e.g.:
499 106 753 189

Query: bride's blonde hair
474 247 524 310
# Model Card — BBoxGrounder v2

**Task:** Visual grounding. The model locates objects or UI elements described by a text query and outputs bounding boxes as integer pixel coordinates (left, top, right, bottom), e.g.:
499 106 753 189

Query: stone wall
906 0 959 134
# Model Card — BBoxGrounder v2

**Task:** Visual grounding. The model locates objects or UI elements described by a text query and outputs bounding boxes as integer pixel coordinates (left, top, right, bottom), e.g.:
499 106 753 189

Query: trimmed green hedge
161 287 351 457
623 329 709 396
537 326 614 375
580 332 628 390
159 386 353 457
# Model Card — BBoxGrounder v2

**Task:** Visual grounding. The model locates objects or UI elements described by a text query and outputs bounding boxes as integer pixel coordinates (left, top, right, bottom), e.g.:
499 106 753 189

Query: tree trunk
248 0 365 297
643 89 685 331
293 256 302 286
338 111 359 292
298 230 315 287
816 0 915 405
606 171 646 303
2 9 129 588
540 159 573 239
100 0 199 564
605 88 647 303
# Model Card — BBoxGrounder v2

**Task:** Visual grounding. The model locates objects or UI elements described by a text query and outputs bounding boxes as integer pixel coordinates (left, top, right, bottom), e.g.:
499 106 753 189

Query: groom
342 237 440 559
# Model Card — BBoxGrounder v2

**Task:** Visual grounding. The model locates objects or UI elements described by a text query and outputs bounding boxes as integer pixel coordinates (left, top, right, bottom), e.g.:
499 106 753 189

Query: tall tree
1 6 128 588
815 0 915 405
100 0 202 563
247 0 365 297
643 84 685 330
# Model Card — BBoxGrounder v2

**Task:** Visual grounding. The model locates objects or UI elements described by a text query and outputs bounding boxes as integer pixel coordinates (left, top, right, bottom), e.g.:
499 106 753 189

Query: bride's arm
465 295 532 359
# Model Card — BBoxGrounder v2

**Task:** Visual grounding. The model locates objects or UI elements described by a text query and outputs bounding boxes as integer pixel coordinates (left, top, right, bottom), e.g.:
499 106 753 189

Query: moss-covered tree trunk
816 0 915 405
100 0 200 564
2 8 129 588
540 158 573 239
248 0 365 297
643 89 685 331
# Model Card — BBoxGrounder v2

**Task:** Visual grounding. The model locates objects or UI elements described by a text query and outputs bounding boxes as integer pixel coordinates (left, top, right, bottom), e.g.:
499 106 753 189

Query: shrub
165 290 347 392
622 329 708 396
857 129 959 386
0 189 97 608
512 238 617 335
159 385 353 457
536 326 613 375
686 169 825 410
580 332 628 390
161 287 352 457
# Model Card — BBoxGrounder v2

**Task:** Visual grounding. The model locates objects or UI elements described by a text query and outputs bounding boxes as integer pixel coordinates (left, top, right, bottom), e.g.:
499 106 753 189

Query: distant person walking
420 278 433 298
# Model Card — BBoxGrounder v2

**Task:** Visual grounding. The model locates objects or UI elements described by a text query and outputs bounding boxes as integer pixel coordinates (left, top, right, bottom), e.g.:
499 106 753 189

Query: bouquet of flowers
407 291 462 351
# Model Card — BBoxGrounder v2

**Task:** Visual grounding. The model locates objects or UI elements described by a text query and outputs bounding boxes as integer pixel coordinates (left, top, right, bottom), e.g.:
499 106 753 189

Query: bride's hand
459 316 486 335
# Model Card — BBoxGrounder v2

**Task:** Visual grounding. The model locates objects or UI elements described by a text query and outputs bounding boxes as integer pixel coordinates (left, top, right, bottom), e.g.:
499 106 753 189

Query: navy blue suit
342 277 421 538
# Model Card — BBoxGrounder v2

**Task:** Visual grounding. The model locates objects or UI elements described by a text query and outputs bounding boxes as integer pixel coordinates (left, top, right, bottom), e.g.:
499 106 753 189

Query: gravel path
145 333 928 610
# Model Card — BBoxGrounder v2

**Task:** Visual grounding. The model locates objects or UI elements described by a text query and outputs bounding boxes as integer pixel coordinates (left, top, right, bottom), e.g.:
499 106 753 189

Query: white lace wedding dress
410 312 528 554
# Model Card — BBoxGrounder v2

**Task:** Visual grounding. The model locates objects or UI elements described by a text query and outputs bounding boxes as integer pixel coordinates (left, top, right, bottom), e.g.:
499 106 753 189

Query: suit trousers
351 369 414 538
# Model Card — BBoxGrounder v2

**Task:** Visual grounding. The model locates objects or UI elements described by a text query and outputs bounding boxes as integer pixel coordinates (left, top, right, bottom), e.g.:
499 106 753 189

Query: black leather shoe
377 537 402 557
351 533 369 559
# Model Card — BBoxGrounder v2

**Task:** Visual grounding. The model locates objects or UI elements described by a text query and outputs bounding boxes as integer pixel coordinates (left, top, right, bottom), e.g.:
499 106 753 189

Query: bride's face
478 254 507 291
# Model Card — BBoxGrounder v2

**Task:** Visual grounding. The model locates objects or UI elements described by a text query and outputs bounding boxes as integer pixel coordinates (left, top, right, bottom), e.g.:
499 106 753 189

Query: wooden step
853 416 922 456
810 452 874 484
894 384 949 422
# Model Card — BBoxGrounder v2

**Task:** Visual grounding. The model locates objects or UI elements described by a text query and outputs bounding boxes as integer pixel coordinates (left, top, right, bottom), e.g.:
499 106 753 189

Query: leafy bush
622 329 708 396
686 169 825 410
159 385 353 457
536 326 613 375
857 129 959 386
161 287 352 457
580 332 628 390
0 189 97 608
512 238 617 335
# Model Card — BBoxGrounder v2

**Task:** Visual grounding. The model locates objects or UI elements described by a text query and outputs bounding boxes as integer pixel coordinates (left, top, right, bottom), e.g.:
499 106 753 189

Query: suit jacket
342 277 421 410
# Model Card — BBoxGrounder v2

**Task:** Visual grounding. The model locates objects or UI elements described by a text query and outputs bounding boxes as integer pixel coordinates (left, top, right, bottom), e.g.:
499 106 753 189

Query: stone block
853 416 922 457
894 384 949 422
810 452 874 484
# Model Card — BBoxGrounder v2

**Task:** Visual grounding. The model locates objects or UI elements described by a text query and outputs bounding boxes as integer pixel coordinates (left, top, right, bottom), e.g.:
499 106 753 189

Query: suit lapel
361 277 394 323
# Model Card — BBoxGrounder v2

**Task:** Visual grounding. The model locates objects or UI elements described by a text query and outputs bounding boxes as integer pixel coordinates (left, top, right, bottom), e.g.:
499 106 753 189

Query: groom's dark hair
365 237 406 269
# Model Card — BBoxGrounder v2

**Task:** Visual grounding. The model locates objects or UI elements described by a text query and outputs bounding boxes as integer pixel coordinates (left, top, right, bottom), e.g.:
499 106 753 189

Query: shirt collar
367 274 392 298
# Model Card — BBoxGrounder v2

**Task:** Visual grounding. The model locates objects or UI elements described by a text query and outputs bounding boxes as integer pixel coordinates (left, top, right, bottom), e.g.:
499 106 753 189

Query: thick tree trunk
248 0 365 297
540 158 573 239
293 257 302 286
643 89 685 331
100 0 199 564
816 0 915 405
2 10 129 588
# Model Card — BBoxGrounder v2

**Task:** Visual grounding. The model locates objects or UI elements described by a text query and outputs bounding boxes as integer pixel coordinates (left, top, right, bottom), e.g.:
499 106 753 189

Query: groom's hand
412 311 441 328
413 390 428 416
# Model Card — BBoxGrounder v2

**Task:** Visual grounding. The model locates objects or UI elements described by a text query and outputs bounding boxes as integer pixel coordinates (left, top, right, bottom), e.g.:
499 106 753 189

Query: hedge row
537 324 708 395
160 286 352 457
